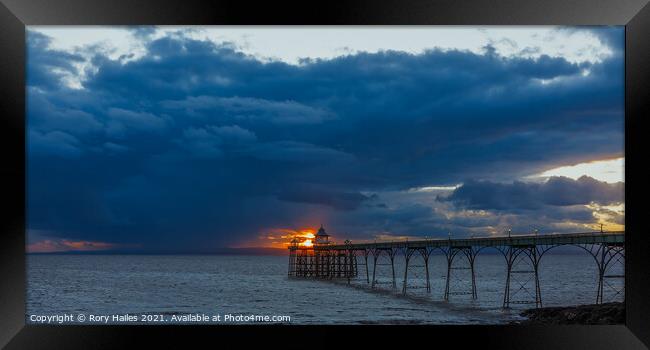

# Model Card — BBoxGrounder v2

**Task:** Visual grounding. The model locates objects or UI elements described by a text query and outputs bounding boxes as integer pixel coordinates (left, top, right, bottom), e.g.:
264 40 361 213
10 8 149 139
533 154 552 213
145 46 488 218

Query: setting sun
302 239 313 247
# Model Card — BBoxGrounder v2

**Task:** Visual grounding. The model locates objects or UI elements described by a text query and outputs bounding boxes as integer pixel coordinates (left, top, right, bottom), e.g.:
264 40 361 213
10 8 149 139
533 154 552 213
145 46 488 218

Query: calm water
26 253 624 325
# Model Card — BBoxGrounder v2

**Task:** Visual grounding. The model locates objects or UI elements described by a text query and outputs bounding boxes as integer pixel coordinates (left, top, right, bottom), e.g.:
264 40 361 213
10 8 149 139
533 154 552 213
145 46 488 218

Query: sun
302 239 313 247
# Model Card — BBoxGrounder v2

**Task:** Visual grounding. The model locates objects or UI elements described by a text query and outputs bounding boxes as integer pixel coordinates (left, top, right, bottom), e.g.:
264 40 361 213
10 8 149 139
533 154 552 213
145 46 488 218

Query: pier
287 227 624 308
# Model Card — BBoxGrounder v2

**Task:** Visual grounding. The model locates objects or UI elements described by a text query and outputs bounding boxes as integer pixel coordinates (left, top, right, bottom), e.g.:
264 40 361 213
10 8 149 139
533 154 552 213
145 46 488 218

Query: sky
26 26 625 253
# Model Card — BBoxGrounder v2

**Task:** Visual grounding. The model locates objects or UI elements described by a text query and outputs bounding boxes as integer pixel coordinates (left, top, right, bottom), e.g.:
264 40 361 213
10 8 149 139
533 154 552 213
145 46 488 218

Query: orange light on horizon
27 239 117 253
234 226 321 249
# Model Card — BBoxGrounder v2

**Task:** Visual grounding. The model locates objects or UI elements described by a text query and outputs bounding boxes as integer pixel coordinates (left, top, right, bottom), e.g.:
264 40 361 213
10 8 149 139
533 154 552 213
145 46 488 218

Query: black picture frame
1 0 648 348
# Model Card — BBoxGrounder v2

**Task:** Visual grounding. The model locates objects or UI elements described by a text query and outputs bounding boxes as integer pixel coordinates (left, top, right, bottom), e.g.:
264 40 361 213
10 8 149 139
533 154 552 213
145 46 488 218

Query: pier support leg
444 248 467 301
346 251 351 284
596 244 607 304
591 243 625 304
444 255 451 301
501 245 543 309
364 251 370 284
371 253 378 289
534 249 542 308
402 248 428 295
402 255 410 295
596 246 604 304
424 254 431 293
462 249 478 300
471 264 477 299
503 247 512 308
445 247 479 300
391 253 396 289
596 246 605 304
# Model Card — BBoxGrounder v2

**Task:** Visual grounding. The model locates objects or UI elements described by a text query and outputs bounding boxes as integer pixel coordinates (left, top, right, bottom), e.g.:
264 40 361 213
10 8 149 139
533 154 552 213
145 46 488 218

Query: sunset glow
232 227 320 249
292 230 316 247
27 239 116 253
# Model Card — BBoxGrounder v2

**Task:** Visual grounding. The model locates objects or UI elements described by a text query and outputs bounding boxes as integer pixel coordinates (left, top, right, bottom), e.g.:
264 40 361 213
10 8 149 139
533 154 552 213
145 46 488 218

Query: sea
26 253 624 325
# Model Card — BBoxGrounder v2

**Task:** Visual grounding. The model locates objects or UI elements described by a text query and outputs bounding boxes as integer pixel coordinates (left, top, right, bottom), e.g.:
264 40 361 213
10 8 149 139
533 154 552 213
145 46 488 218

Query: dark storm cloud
177 124 257 158
26 28 624 251
276 185 372 211
441 176 624 210
28 130 83 158
162 95 335 124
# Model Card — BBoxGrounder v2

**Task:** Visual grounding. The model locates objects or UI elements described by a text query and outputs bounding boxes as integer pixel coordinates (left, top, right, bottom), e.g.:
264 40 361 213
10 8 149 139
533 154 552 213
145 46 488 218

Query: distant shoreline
26 246 599 257
513 302 624 325
25 247 288 256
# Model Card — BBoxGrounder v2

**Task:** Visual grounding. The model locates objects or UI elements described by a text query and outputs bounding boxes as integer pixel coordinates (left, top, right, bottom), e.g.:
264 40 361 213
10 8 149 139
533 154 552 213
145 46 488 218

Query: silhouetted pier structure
288 227 624 308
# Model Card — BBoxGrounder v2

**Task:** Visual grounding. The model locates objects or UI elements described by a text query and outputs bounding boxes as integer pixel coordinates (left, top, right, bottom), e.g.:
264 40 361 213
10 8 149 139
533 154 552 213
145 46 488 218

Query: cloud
178 124 256 158
572 26 624 56
27 31 85 90
28 130 83 157
103 142 129 154
27 93 104 135
105 108 169 137
276 185 372 210
248 141 354 164
25 28 624 251
128 26 158 40
162 95 334 124
440 176 624 210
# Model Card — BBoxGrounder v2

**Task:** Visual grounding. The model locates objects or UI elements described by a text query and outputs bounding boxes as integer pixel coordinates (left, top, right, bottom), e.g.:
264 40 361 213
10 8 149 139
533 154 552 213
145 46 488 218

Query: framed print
1 0 649 348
